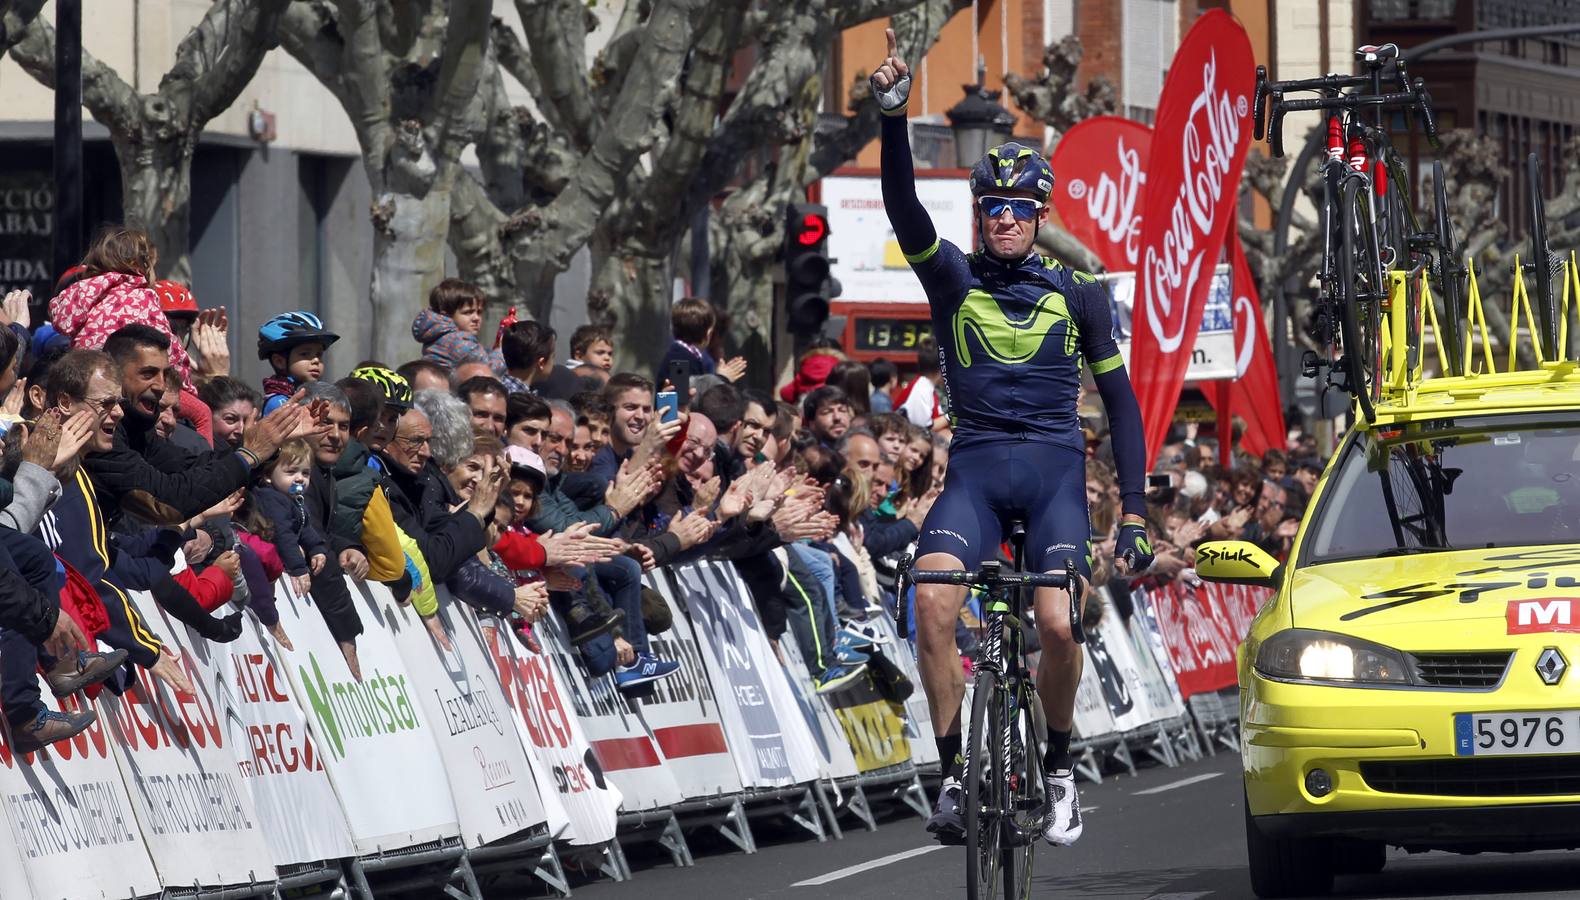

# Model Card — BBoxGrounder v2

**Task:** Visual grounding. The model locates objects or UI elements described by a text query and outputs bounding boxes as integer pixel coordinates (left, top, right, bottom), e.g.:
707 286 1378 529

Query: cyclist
871 29 1153 847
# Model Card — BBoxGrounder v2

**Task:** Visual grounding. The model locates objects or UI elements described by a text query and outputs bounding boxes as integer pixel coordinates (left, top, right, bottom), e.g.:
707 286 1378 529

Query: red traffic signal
794 211 829 246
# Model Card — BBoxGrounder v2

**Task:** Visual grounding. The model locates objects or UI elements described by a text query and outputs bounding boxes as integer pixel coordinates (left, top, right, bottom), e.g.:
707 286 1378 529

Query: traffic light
785 202 839 334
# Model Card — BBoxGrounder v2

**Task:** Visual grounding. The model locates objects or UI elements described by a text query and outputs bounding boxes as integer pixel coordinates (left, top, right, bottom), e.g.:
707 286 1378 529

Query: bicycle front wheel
965 670 1043 900
1339 176 1385 422
965 670 1005 900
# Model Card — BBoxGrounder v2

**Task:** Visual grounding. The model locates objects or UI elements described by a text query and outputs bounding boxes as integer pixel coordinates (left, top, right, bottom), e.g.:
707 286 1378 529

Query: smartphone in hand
656 391 680 424
666 359 692 409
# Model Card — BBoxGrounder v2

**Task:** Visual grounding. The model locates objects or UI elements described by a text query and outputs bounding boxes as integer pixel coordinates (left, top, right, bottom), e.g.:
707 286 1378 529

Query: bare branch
449 171 517 303
168 0 291 127
522 0 702 274
0 0 45 55
332 0 396 176
629 5 748 237
491 17 563 132
427 0 492 165
516 0 596 150
8 16 141 137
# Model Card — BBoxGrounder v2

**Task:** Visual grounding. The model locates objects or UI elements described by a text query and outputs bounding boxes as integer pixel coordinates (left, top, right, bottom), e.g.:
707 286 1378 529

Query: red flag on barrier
1206 228 1287 457
1049 116 1153 272
1128 9 1256 463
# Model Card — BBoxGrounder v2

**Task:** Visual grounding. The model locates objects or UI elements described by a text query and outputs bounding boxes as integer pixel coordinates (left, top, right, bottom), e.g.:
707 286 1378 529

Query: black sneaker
567 608 623 646
926 780 965 844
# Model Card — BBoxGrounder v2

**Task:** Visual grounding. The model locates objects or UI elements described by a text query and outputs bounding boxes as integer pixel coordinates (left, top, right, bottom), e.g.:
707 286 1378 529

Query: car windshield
1305 415 1580 564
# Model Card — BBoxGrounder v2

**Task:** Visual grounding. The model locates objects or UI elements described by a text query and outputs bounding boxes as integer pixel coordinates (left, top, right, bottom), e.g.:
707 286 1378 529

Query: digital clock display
854 318 932 352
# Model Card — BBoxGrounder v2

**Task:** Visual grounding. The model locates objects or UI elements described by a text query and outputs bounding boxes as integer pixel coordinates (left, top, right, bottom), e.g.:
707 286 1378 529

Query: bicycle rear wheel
1339 176 1385 422
1527 152 1559 360
1433 159 1465 375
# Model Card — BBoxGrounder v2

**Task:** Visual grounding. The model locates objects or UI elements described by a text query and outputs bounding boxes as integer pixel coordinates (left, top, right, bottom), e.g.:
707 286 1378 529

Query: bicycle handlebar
908 568 1070 589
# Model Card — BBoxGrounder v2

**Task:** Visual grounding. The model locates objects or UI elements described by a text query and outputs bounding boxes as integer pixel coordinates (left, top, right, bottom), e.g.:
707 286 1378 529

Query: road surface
553 751 1580 900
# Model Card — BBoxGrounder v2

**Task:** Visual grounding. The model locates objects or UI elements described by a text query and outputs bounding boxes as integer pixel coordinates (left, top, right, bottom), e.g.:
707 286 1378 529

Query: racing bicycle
1254 43 1445 421
897 518 1083 900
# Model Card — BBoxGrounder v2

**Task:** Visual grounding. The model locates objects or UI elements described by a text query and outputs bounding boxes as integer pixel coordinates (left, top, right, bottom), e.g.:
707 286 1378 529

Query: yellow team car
1197 373 1580 898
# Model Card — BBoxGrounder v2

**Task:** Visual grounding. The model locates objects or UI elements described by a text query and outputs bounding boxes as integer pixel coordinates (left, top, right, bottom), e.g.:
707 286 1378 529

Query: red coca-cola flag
1128 9 1256 463
1207 228 1287 457
1049 117 1153 272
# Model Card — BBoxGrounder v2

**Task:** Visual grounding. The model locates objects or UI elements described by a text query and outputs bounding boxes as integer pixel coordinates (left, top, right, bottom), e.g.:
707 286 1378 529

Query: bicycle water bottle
1326 116 1345 163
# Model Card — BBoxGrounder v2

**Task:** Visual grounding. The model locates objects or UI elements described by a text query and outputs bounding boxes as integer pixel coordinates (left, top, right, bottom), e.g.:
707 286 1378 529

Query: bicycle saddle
1355 43 1399 63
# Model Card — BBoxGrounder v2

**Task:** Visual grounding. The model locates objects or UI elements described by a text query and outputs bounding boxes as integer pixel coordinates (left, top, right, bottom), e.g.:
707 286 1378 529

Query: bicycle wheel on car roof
1340 176 1385 422
1526 152 1561 361
1432 159 1466 375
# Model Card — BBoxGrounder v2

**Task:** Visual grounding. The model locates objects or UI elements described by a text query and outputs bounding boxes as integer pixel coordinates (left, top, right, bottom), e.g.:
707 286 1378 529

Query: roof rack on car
1365 252 1580 426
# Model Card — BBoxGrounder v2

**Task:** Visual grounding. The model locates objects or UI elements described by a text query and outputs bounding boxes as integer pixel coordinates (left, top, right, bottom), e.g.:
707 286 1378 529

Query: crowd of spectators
0 222 1325 758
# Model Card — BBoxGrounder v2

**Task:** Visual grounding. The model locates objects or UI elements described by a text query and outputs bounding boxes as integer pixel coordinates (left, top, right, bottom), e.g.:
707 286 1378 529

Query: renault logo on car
1536 647 1568 686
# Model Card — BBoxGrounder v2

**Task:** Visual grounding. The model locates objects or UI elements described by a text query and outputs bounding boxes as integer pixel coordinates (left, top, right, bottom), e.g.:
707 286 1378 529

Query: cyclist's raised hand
1116 521 1155 575
870 27 912 114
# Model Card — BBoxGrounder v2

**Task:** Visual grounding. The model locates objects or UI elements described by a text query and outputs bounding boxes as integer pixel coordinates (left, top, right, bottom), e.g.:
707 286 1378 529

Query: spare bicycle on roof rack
1254 43 1445 422
1254 43 1579 424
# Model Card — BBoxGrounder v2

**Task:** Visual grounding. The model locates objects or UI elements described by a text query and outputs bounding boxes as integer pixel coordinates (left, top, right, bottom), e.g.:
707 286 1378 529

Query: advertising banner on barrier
484 616 622 844
776 620 860 781
822 678 912 773
1083 611 1148 732
0 683 161 900
671 562 814 788
221 614 356 866
536 611 682 812
868 612 937 767
370 585 550 847
1137 583 1237 699
1071 648 1117 740
98 593 274 887
634 571 745 798
1126 613 1185 720
274 580 461 853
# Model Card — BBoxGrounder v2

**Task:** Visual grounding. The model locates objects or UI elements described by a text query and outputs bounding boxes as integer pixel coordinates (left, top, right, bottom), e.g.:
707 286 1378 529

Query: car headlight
1254 628 1412 685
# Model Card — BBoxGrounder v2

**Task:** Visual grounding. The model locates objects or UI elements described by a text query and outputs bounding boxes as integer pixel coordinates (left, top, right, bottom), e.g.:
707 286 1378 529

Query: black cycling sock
1044 728 1073 773
937 734 964 781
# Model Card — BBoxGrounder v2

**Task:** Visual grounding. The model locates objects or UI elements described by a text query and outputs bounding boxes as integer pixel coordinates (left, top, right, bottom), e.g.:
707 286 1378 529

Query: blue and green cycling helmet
257 311 340 360
968 142 1054 203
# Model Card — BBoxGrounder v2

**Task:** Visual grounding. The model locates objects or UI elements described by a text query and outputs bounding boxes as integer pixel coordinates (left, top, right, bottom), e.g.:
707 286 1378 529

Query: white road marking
1080 806 1098 813
792 845 948 887
1132 772 1223 796
1149 893 1212 899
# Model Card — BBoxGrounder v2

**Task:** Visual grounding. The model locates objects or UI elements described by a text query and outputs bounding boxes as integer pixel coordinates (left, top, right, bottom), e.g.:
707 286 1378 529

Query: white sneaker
1041 769 1083 846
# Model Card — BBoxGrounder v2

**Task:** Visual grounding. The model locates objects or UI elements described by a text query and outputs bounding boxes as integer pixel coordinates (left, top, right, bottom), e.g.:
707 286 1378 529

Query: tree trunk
112 127 197 283
369 184 451 364
586 230 674 373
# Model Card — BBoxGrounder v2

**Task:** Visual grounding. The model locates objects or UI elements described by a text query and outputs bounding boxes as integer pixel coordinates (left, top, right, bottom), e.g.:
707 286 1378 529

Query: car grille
1362 756 1580 797
1411 651 1512 688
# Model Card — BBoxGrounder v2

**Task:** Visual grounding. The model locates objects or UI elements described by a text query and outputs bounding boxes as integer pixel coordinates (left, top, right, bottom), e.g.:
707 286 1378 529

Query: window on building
1122 0 1175 121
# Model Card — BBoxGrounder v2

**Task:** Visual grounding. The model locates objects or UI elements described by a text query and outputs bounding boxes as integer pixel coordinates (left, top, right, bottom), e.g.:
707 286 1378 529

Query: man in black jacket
378 406 489 582
89 325 312 525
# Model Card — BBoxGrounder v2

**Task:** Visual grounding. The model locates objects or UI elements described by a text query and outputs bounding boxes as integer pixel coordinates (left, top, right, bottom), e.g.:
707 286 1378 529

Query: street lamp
946 64 1017 168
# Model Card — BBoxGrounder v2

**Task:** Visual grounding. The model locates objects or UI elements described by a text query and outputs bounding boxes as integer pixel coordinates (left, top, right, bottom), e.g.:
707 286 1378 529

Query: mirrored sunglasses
976 195 1043 221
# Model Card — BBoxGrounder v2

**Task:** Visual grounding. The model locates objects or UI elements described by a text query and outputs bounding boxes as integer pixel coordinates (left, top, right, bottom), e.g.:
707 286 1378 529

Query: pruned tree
281 0 706 363
277 0 499 363
8 0 290 282
452 0 969 367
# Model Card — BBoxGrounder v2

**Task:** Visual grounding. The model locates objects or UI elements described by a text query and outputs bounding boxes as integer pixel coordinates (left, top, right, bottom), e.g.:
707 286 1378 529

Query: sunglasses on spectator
976 195 1043 221
74 393 123 418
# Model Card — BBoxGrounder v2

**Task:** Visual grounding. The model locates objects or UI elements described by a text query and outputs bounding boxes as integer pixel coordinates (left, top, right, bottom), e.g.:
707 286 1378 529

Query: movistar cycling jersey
879 113 1147 517
902 239 1122 455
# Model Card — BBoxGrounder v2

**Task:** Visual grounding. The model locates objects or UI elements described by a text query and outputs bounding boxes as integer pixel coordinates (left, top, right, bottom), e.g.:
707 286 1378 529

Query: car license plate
1455 711 1580 756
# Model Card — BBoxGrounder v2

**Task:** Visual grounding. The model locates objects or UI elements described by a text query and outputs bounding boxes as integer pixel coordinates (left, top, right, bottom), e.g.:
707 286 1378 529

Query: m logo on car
1506 598 1580 635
